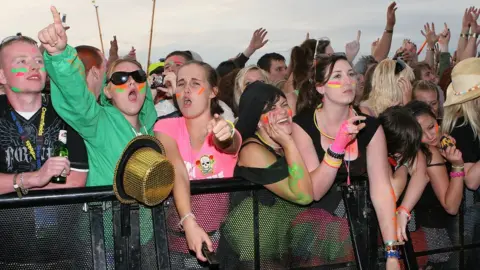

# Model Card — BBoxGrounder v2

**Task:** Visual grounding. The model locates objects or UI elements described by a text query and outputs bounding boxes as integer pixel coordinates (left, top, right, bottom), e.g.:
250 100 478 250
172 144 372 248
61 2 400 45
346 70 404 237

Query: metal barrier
0 177 478 270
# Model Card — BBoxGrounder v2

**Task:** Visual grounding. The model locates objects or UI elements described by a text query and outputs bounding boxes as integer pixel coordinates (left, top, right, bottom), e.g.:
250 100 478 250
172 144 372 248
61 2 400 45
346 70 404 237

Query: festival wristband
450 171 465 178
385 250 401 259
330 121 350 153
323 154 342 168
225 120 235 139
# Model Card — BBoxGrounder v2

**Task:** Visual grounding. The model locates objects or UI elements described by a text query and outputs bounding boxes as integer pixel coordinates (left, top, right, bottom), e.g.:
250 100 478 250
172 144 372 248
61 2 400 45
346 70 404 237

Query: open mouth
26 73 41 80
277 118 289 125
128 89 138 102
183 97 192 108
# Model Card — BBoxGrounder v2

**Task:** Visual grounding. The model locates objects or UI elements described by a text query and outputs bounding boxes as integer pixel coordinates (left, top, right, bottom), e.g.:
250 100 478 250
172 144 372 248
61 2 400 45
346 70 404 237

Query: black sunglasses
394 59 406 75
109 70 147 85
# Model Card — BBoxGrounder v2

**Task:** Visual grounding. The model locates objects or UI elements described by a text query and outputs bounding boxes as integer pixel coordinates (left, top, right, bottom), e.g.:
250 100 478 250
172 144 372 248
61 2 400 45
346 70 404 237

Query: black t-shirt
450 118 480 164
293 107 379 213
0 94 88 174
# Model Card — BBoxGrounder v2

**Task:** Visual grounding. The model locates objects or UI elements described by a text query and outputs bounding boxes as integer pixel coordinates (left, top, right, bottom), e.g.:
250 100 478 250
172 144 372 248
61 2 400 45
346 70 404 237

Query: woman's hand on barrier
38 6 68 55
386 257 401 270
183 219 213 262
396 211 409 242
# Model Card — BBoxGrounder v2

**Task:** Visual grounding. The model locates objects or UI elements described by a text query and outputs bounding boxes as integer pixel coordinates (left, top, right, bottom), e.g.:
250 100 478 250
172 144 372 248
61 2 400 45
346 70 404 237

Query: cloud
0 0 475 67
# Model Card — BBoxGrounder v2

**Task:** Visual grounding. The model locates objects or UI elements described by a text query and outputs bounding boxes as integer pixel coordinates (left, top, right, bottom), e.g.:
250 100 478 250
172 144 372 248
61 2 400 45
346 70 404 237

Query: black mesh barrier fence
0 179 479 270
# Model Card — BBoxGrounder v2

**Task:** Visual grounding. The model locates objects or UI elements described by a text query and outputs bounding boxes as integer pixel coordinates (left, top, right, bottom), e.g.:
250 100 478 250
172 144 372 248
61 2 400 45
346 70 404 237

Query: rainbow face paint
197 87 205 95
11 68 28 77
138 82 146 94
327 81 342 88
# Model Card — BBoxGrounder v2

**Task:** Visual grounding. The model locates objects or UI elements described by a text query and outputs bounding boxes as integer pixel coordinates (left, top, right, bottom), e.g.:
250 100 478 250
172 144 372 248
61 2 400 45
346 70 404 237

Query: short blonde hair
233 65 269 108
366 59 415 115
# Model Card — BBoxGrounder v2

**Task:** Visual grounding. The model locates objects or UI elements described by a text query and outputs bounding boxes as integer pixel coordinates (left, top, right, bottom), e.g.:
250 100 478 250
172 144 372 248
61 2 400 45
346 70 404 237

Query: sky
0 0 476 68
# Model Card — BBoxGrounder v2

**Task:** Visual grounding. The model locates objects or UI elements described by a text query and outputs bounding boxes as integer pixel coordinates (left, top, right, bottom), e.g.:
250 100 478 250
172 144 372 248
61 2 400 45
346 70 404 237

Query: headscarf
235 81 286 140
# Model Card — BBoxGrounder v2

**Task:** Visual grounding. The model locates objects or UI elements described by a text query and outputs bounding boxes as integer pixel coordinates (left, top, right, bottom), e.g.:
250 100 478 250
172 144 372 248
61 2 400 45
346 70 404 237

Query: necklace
131 126 148 137
255 131 284 156
313 105 357 139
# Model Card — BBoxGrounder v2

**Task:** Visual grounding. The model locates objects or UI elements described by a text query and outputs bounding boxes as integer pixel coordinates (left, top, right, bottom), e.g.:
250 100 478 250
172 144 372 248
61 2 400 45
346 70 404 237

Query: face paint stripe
197 87 205 95
40 67 46 72
11 87 21 93
138 82 146 93
11 68 28 73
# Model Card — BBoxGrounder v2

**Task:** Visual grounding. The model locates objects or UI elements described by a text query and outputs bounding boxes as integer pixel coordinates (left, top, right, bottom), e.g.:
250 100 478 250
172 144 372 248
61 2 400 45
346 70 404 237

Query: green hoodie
44 45 157 186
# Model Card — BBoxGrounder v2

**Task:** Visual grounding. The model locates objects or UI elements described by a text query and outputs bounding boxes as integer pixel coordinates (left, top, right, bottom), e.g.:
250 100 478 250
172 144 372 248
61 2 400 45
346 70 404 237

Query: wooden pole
147 0 157 69
94 5 105 54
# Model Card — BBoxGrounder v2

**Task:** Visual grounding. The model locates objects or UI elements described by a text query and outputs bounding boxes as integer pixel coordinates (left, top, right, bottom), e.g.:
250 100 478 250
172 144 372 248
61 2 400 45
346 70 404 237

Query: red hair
75 45 103 75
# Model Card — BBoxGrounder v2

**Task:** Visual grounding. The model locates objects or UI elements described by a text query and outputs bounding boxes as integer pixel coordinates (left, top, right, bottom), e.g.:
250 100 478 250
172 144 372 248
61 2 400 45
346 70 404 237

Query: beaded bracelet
385 250 401 259
327 146 345 160
178 212 196 230
450 171 465 178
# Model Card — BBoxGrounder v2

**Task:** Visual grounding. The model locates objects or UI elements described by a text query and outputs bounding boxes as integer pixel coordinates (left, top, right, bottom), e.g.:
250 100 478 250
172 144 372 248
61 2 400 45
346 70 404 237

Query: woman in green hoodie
39 6 213 262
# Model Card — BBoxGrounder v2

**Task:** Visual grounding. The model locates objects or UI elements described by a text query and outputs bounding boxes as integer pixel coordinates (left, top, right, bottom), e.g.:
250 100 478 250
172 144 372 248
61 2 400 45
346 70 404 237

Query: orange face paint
115 83 128 93
197 87 205 95
175 92 182 98
138 82 146 93
434 122 439 135
261 114 269 124
287 108 293 117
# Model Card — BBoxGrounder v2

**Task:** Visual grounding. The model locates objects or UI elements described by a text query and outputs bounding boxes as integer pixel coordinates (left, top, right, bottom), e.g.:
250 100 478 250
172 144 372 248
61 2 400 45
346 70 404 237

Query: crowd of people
1 2 480 269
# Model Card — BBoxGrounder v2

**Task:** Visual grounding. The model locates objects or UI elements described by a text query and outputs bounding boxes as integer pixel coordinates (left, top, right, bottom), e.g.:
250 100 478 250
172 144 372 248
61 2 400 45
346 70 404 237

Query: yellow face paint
326 81 342 88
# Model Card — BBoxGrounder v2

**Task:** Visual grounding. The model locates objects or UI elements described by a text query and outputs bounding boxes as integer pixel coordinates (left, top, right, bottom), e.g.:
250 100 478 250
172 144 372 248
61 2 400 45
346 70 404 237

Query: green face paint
11 68 28 73
11 87 21 93
138 83 146 94
115 88 125 93
40 67 46 72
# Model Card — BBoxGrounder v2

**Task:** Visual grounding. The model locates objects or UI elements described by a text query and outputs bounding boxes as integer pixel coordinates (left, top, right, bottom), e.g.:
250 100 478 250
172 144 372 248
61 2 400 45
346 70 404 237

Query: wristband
396 206 411 221
327 146 345 159
450 171 465 178
225 120 235 139
385 29 393 34
12 174 22 199
323 154 342 168
385 250 401 259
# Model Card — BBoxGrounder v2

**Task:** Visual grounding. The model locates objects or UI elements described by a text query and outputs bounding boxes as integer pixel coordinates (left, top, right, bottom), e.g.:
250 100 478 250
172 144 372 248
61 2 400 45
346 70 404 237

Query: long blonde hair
233 65 269 109
366 59 415 115
442 98 480 138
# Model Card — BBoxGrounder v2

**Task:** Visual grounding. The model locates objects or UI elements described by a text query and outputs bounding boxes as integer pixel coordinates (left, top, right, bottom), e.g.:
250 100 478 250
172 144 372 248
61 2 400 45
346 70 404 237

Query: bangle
385 250 401 259
178 212 196 230
12 174 22 199
327 146 345 159
225 120 235 139
450 171 465 178
396 206 411 221
323 154 342 168
19 173 28 195
385 29 393 34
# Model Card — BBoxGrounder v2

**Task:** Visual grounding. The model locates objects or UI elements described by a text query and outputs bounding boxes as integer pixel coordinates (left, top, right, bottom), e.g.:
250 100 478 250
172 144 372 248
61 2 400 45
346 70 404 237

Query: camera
150 75 165 89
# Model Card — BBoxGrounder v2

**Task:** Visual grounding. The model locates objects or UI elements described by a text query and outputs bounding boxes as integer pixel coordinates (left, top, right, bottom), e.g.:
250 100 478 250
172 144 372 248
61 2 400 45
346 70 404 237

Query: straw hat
444 57 480 107
113 135 175 206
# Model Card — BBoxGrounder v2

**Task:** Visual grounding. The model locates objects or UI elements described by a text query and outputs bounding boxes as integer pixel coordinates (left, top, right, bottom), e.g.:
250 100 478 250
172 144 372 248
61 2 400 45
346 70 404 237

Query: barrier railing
0 177 478 269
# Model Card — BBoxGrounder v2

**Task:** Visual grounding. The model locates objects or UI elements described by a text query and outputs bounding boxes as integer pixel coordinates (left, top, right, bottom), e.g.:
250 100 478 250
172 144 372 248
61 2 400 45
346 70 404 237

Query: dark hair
76 45 103 75
405 100 437 119
354 55 378 75
236 81 286 140
216 60 238 78
257 53 286 72
291 39 330 91
361 63 377 102
413 62 432 81
165 51 193 62
174 61 224 116
217 68 241 116
378 106 423 167
296 53 348 114
438 66 453 95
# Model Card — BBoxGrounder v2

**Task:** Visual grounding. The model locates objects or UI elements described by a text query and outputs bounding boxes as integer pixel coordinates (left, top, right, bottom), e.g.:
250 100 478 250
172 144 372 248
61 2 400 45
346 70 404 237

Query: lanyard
9 101 47 170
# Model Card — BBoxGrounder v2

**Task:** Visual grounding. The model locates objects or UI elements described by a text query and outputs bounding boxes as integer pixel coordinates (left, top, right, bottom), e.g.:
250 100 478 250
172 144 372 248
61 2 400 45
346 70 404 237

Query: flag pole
93 4 105 54
147 0 157 69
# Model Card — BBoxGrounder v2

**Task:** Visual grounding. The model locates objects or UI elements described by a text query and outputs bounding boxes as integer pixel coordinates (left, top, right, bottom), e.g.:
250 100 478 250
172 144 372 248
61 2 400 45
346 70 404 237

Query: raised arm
373 2 397 62
39 6 101 141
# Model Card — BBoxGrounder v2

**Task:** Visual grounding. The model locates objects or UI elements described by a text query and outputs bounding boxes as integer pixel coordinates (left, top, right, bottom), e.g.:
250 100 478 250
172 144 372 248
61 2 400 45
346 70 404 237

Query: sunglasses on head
394 59 407 75
108 70 147 85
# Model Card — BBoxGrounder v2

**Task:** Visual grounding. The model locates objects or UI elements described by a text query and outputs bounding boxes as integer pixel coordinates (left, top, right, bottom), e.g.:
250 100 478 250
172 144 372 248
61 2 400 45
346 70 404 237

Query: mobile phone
202 242 219 265
150 75 165 89
440 136 455 150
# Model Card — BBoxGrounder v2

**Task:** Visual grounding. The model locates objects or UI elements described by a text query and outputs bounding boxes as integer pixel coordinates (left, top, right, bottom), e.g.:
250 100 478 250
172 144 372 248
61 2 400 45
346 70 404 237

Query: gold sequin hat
113 135 175 206
444 57 480 107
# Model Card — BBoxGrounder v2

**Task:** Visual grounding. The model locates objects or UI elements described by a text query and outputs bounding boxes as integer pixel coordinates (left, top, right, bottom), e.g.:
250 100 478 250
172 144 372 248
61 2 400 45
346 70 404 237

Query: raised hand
345 30 361 61
109 36 118 57
438 23 450 49
386 2 397 29
330 116 366 154
125 46 137 60
421 23 439 48
207 114 234 142
260 111 293 147
249 28 269 51
38 6 68 55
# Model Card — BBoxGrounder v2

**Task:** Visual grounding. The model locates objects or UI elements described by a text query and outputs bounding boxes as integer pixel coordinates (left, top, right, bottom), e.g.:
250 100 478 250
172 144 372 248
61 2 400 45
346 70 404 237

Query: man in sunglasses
0 35 89 193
